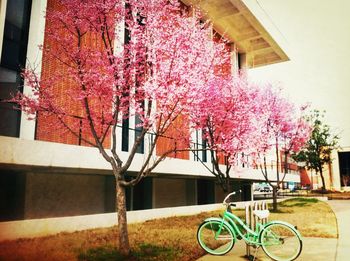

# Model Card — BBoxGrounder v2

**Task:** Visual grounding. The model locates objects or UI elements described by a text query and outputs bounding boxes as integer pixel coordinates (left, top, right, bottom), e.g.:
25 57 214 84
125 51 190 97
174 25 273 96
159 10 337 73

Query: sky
248 0 350 147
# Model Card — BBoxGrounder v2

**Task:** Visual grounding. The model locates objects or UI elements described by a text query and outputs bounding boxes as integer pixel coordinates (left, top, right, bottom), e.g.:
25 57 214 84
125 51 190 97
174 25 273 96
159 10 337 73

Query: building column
19 0 48 140
230 43 239 75
239 53 248 71
331 149 342 191
0 0 7 57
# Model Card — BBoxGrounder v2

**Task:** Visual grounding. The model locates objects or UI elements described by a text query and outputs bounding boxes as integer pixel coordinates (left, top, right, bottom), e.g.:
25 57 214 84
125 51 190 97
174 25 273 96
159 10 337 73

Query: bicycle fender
203 217 237 242
261 220 303 239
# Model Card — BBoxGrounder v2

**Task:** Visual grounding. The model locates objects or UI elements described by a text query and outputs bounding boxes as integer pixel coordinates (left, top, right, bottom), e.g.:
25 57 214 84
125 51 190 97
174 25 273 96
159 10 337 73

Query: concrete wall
24 172 106 219
0 136 301 184
0 202 224 242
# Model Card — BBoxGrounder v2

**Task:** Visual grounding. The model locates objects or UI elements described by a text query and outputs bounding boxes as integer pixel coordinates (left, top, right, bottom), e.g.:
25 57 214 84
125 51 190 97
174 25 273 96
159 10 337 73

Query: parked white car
259 185 273 193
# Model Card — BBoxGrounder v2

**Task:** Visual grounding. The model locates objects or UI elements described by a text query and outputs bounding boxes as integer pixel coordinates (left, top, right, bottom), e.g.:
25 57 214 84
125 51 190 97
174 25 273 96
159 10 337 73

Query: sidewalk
328 200 350 261
197 237 337 261
197 199 350 261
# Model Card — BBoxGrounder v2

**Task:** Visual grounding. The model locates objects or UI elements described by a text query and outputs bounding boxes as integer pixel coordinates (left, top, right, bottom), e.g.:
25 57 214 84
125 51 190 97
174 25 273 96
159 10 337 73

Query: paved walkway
197 200 350 261
328 200 350 261
197 237 337 261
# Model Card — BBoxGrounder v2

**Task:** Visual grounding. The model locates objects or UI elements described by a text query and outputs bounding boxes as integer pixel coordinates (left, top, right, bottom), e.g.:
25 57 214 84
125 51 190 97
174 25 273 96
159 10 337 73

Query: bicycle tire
197 220 235 255
260 223 302 261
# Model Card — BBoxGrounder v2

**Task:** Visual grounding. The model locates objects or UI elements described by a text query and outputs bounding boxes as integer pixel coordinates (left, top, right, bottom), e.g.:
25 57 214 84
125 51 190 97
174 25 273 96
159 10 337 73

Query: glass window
121 116 129 152
135 110 144 154
0 0 32 137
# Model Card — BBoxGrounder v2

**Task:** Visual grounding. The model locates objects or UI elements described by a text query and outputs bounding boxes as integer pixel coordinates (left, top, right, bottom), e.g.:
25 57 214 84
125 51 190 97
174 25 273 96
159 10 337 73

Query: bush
78 247 125 261
78 244 177 261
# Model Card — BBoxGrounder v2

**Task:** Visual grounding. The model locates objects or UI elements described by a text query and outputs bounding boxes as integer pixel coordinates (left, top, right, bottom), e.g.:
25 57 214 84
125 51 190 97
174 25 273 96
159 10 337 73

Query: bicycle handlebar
222 190 242 205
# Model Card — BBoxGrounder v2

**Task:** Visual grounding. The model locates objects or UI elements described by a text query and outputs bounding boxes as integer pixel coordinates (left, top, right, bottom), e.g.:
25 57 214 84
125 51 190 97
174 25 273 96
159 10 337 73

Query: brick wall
36 0 111 148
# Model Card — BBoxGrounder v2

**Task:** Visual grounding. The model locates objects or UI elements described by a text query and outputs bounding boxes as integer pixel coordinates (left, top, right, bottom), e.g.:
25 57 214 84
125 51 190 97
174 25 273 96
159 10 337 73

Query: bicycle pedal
247 255 255 261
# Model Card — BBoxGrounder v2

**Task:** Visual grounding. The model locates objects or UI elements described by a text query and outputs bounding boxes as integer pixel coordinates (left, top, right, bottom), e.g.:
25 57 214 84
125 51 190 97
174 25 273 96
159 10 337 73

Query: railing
245 201 268 258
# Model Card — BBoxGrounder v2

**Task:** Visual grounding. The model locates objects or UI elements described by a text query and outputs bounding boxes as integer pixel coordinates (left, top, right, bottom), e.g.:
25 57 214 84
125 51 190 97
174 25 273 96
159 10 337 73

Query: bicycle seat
253 210 270 219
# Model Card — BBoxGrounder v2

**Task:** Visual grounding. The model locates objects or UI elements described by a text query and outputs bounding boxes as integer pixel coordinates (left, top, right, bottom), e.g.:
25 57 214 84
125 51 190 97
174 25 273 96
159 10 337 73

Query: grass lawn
0 198 337 261
270 198 337 238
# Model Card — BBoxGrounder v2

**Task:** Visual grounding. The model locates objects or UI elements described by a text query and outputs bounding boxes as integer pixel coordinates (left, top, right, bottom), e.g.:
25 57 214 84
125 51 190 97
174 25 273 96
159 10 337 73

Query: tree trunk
116 181 130 255
225 171 230 193
272 186 278 212
319 165 327 193
274 139 279 211
284 151 288 175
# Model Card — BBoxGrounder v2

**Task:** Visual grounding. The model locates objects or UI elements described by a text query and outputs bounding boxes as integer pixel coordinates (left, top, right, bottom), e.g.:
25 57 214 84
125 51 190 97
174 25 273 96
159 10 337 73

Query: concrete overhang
182 0 289 68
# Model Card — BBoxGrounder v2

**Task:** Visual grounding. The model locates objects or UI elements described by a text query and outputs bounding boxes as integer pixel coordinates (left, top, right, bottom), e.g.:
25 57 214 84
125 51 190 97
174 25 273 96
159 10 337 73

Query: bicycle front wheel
260 223 302 261
197 220 235 255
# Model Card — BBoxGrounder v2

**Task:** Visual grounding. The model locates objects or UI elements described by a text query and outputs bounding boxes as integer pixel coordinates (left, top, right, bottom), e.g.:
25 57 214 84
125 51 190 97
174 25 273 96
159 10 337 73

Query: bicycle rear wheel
197 220 235 255
260 223 302 261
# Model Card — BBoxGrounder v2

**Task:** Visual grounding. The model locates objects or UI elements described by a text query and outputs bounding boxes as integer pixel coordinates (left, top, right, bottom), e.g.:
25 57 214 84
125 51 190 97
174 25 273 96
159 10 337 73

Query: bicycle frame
221 210 263 245
198 191 303 260
214 209 302 247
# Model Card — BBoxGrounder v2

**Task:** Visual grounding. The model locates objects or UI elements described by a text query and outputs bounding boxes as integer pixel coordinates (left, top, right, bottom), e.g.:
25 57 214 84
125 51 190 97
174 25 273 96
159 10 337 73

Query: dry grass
0 198 337 261
0 211 220 261
269 198 337 238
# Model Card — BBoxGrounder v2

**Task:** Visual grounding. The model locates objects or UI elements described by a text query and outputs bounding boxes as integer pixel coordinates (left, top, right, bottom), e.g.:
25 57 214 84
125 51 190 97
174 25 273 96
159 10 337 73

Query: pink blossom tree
254 85 311 210
12 0 228 254
192 73 261 192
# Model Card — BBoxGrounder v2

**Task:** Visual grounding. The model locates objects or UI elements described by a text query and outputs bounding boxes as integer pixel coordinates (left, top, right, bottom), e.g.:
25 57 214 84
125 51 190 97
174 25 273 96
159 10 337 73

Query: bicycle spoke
197 220 235 255
260 223 302 261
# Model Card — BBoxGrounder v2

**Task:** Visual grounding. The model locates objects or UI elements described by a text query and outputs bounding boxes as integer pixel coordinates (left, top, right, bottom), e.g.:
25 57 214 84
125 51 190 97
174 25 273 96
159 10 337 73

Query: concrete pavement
197 200 350 261
197 237 337 261
328 200 350 261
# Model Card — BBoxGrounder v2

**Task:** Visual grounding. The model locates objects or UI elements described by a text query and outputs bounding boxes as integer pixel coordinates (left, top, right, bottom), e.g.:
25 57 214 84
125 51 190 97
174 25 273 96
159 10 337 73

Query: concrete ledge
0 136 301 182
311 196 328 201
0 203 221 242
0 197 325 242
341 186 350 192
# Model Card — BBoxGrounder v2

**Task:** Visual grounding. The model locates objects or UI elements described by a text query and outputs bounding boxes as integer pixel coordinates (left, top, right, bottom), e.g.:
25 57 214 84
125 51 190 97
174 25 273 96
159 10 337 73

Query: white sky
248 0 350 147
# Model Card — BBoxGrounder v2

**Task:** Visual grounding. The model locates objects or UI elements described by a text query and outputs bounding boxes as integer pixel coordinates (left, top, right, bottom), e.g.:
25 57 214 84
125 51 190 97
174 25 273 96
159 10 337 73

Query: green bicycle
197 192 302 261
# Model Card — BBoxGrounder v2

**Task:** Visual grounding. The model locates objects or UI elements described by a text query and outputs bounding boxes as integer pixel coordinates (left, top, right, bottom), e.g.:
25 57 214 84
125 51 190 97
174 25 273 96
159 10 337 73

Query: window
197 179 215 205
237 52 242 70
121 16 131 152
134 101 144 154
121 116 129 152
0 0 32 137
193 129 207 162
201 130 207 162
193 130 199 161
0 170 25 221
339 152 350 186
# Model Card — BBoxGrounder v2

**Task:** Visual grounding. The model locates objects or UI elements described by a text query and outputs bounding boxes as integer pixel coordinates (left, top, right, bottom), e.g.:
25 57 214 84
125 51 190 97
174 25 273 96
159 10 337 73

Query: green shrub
133 243 177 260
78 247 125 261
279 198 319 208
78 243 177 261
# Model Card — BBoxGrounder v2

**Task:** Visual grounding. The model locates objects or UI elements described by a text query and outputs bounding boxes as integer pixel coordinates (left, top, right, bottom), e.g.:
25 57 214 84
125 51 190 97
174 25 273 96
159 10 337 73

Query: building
301 147 350 191
0 0 294 237
334 147 350 190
